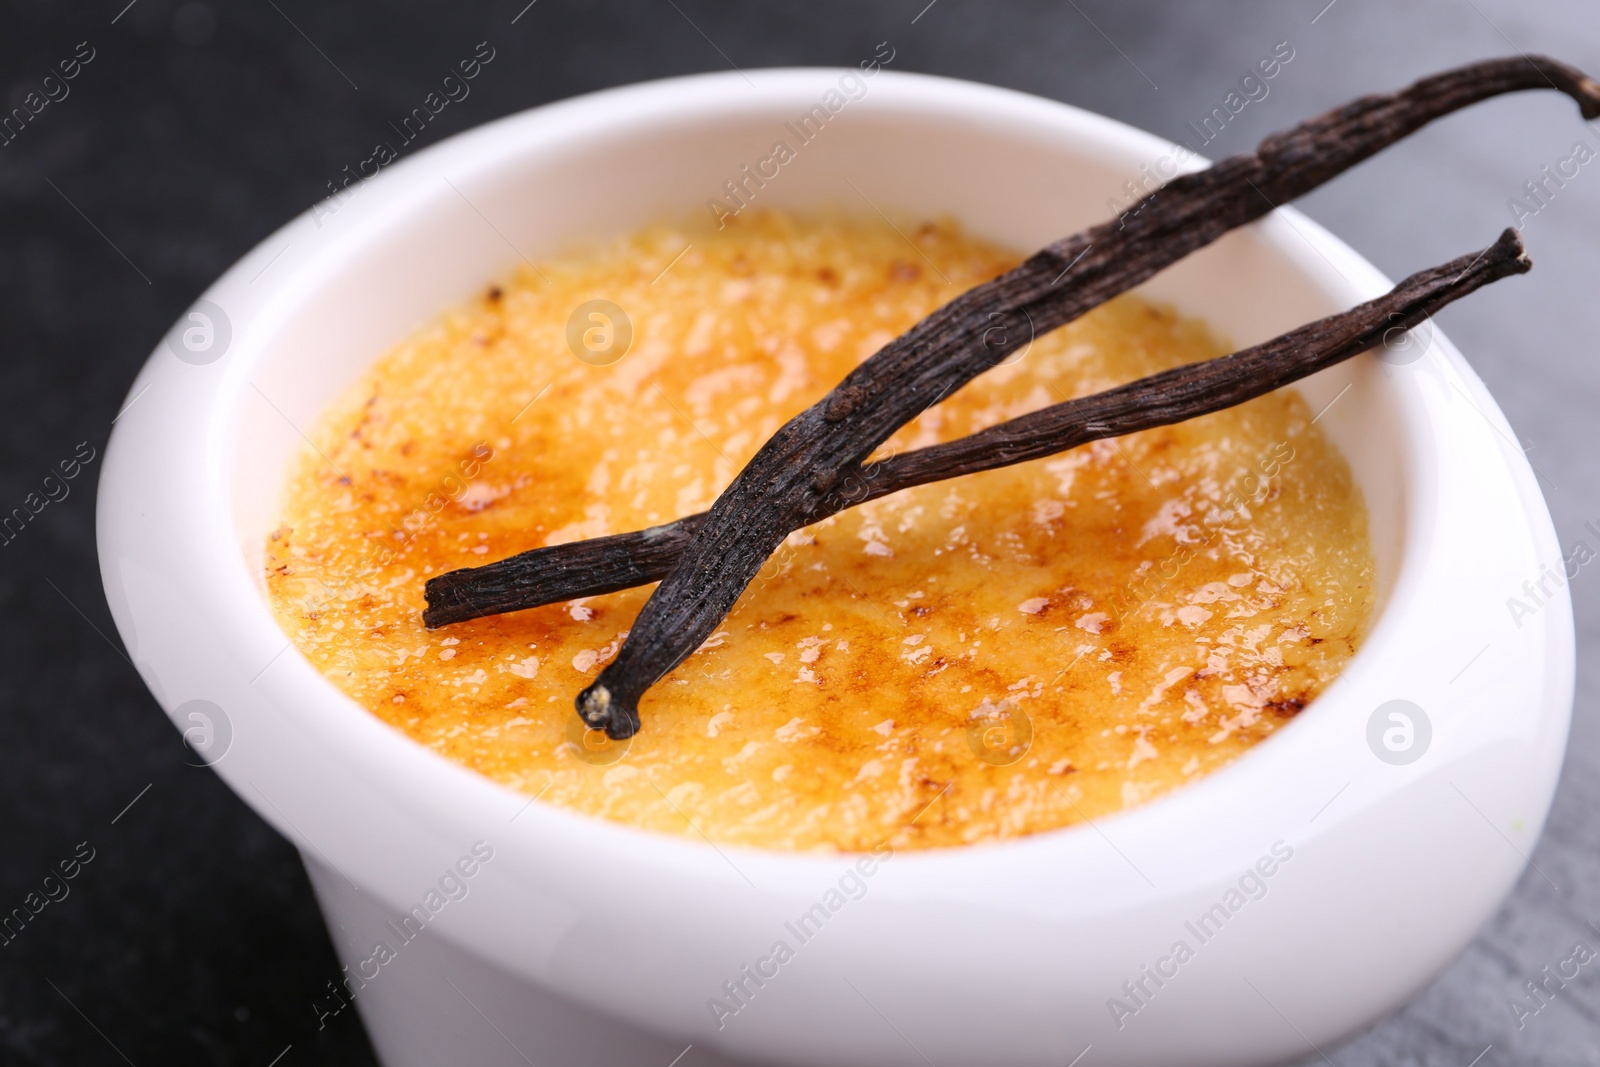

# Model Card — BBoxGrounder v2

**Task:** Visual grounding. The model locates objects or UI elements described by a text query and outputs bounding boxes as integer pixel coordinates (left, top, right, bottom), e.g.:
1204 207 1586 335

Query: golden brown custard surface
266 211 1374 851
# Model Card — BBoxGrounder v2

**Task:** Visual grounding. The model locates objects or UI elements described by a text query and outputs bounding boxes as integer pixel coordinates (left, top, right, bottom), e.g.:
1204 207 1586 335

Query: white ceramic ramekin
98 69 1574 1067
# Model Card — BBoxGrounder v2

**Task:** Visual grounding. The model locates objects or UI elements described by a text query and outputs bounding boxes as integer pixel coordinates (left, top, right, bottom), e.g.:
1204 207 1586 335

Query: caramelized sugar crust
265 211 1373 851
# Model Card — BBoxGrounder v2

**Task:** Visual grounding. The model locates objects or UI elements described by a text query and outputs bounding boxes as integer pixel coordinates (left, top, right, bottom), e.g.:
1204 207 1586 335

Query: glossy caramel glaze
266 211 1373 851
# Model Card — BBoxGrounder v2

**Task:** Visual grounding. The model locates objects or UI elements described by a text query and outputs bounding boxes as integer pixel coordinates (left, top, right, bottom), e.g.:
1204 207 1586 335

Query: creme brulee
265 210 1374 851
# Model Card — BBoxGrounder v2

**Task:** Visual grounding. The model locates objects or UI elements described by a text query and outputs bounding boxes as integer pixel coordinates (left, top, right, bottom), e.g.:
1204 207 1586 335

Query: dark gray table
2 1 1594 1063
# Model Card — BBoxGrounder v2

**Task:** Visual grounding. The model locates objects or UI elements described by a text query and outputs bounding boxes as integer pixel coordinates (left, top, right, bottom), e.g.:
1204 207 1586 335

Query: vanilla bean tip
1484 55 1600 118
1553 63 1600 118
1580 85 1600 120
576 682 638 740
1491 226 1532 272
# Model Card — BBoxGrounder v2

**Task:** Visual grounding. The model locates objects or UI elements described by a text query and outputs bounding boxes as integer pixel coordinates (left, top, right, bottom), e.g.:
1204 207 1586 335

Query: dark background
2 1 1597 1064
